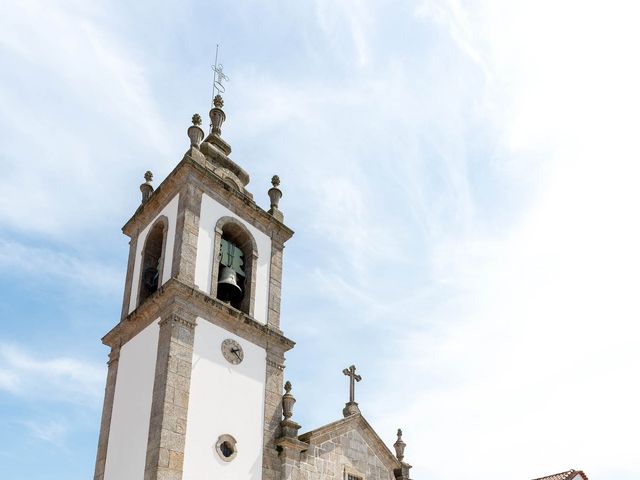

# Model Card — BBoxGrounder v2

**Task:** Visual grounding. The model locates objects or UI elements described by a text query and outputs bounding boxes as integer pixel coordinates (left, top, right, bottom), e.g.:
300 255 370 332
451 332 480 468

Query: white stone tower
94 94 294 480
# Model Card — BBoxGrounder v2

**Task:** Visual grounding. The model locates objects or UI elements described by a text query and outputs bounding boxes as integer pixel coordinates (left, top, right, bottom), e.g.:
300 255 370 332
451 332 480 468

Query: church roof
532 470 588 480
298 413 401 471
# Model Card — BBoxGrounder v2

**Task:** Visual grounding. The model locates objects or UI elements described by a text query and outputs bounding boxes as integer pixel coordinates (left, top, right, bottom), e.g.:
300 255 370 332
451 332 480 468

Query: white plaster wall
182 319 266 480
128 194 180 313
103 319 160 480
194 194 271 324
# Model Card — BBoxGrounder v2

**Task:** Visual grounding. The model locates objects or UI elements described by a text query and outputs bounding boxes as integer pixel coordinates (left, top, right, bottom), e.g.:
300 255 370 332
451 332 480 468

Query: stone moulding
266 358 285 371
275 435 308 453
199 141 249 185
297 414 401 473
121 154 293 244
102 277 295 352
106 346 121 365
159 313 197 330
343 464 365 480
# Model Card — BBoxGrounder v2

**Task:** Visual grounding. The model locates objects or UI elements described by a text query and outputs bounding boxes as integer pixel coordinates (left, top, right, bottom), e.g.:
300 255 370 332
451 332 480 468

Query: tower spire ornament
268 175 284 221
342 364 362 417
393 428 413 480
139 170 154 204
279 381 302 438
208 44 230 137
275 381 307 470
393 429 406 462
210 44 229 106
187 113 204 147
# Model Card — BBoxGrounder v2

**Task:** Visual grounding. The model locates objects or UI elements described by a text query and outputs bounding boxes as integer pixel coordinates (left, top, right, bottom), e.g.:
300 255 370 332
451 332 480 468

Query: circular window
215 434 237 462
220 441 234 457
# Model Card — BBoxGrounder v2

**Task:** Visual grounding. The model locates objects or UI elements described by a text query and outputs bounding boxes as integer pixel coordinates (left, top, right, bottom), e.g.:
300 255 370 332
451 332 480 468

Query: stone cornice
107 346 121 366
158 313 197 329
275 436 308 453
267 358 286 371
122 153 294 244
102 278 295 352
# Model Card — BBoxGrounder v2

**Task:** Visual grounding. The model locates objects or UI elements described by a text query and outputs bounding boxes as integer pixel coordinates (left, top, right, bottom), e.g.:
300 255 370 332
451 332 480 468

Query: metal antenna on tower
210 44 229 107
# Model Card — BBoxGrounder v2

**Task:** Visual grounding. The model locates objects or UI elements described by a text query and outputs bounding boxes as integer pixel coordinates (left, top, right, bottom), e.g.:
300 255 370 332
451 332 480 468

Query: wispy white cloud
314 0 373 68
0 369 20 394
22 419 69 446
415 0 491 77
1 0 638 479
248 2 640 480
0 343 104 406
364 2 640 479
0 0 170 238
0 238 122 296
0 0 167 147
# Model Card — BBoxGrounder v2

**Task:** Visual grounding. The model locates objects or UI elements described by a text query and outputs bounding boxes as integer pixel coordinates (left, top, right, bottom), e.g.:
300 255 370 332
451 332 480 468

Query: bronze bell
217 266 243 304
142 266 159 293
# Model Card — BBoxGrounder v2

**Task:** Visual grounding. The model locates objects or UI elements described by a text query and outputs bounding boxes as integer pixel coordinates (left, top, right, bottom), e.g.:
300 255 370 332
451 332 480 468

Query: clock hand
231 348 242 360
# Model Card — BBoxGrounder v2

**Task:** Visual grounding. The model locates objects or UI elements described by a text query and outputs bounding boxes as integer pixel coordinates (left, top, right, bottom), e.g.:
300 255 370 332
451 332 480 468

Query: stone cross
342 365 361 403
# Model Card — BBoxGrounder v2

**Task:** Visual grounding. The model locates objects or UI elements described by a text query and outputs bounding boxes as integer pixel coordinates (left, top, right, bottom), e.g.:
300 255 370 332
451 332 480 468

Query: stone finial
268 175 283 221
140 171 154 204
282 381 295 420
209 95 226 136
393 428 406 462
188 113 205 147
279 380 301 439
275 380 308 459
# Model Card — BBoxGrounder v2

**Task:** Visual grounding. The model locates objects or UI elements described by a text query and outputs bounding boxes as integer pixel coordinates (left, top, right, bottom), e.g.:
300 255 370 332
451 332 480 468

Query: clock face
221 339 244 365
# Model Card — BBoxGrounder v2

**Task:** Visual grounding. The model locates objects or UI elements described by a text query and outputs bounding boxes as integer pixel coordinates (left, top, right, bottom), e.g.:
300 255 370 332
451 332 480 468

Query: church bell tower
93 91 294 480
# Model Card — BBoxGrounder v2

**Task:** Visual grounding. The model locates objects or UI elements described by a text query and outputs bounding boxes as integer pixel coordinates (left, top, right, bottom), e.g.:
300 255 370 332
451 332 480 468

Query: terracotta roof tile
532 470 588 480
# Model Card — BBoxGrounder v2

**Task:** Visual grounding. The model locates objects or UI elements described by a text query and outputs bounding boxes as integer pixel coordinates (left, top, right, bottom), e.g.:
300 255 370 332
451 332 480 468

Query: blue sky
1 1 640 479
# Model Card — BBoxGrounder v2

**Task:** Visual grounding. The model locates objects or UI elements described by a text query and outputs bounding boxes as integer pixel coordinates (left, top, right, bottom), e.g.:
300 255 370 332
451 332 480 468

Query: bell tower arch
94 93 294 480
138 215 169 306
211 216 259 315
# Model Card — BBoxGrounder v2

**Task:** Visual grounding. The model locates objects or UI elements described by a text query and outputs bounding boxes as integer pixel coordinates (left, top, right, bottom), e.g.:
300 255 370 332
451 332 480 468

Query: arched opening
212 218 257 315
138 218 167 306
217 234 246 309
